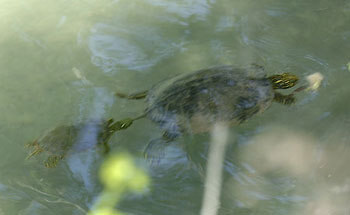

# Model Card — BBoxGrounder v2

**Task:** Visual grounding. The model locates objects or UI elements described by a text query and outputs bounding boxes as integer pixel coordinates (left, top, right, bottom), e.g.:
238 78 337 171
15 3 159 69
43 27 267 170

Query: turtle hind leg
44 155 64 168
143 131 178 165
115 90 148 100
273 92 296 105
143 138 170 165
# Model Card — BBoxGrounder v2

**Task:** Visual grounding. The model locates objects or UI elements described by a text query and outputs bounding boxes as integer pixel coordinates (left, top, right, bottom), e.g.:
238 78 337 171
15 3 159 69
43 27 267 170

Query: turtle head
268 73 299 89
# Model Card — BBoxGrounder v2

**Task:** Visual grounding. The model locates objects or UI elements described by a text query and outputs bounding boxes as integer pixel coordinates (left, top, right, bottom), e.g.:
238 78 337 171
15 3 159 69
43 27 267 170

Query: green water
1 0 350 214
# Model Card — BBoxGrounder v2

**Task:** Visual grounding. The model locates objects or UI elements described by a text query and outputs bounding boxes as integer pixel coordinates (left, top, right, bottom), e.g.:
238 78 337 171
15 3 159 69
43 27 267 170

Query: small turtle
26 118 132 168
114 64 300 159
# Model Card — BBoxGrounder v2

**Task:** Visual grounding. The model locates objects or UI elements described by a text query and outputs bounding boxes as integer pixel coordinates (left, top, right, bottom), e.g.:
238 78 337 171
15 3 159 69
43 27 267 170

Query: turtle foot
44 155 64 168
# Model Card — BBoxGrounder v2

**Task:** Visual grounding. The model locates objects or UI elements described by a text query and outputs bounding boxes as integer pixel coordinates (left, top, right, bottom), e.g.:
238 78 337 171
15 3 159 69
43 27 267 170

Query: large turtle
26 118 132 168
114 64 300 158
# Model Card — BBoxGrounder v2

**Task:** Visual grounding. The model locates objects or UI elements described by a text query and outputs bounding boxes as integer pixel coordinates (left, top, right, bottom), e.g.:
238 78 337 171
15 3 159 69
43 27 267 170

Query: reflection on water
0 0 350 214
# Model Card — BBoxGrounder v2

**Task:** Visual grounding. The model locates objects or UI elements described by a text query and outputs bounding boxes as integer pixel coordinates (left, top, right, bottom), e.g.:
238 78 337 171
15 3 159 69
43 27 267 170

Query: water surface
1 0 349 214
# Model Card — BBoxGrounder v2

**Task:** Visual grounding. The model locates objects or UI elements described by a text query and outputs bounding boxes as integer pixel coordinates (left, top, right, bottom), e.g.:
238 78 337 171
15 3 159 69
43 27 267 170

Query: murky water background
1 0 349 214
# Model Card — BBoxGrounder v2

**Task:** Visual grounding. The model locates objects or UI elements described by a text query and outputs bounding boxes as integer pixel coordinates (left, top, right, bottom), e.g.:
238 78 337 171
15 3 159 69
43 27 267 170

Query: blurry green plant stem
89 191 122 214
200 123 229 215
88 153 149 215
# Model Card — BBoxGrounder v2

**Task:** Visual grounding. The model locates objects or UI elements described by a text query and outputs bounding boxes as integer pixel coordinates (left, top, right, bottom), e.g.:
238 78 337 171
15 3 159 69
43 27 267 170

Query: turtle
113 64 301 159
26 118 132 168
27 64 300 167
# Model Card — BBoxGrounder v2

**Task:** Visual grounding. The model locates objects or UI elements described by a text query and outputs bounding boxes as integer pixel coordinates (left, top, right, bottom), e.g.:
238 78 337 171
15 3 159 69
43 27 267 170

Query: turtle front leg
273 92 296 105
102 118 135 140
26 140 44 159
98 118 136 154
105 116 144 135
115 90 148 100
110 118 134 131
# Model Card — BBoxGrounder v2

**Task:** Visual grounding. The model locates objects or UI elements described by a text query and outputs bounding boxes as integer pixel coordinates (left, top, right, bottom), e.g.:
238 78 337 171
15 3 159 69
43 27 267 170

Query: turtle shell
26 119 114 167
145 65 274 136
42 121 105 153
